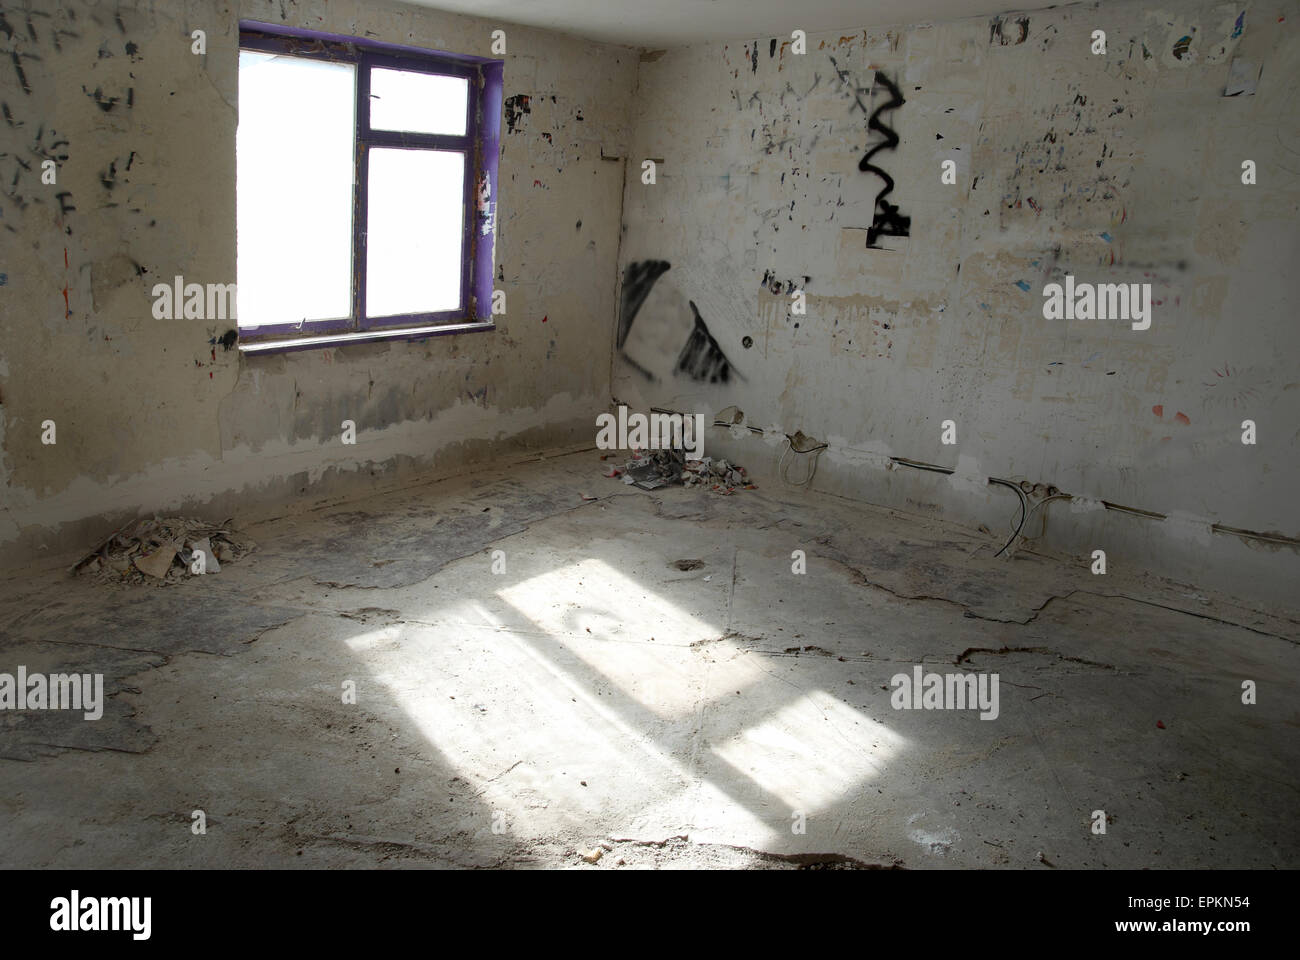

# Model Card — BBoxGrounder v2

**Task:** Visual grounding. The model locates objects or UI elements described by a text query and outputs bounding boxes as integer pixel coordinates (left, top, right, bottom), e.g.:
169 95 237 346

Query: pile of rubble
604 450 755 495
71 517 255 585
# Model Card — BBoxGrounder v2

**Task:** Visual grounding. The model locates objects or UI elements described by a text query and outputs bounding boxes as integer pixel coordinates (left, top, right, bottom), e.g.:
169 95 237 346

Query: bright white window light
370 68 468 135
366 148 465 317
710 695 901 811
236 51 355 328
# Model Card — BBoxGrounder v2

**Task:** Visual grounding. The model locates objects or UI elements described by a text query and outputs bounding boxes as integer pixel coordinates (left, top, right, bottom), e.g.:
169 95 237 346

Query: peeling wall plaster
611 0 1300 602
0 0 637 561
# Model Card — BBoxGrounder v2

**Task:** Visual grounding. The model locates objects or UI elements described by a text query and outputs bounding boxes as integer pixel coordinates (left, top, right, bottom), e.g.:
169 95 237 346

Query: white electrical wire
779 435 826 487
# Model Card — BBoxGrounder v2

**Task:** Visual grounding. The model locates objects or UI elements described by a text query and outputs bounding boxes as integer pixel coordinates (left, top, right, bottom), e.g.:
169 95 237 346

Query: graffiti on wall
677 302 735 383
858 72 910 247
618 258 671 350
829 56 910 248
617 260 741 384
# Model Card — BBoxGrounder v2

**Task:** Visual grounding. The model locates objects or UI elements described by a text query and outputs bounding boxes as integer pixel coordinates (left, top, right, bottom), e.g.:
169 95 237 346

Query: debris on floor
611 450 756 494
71 517 255 585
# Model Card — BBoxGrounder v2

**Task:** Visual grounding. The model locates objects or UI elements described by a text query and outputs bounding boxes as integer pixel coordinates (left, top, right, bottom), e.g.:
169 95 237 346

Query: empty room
0 0 1296 914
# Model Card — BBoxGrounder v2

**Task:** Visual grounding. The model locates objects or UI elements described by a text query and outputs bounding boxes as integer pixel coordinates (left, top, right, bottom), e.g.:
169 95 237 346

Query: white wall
0 0 637 563
613 0 1300 606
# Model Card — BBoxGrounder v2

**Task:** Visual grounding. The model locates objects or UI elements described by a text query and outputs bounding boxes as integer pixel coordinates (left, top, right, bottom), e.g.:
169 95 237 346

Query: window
236 25 502 350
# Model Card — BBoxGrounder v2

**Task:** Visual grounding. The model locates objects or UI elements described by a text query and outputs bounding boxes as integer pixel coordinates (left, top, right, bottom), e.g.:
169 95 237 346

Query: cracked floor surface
1 450 1296 869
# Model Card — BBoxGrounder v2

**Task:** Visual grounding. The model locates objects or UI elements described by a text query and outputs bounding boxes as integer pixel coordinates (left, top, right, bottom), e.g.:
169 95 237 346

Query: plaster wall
612 0 1300 606
0 0 637 563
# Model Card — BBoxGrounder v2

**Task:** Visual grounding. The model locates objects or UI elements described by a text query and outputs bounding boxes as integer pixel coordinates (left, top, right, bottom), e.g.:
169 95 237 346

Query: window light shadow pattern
341 557 907 846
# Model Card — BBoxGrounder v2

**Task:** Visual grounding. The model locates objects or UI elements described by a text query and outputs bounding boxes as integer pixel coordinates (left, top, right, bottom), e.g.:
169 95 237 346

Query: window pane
237 51 355 328
369 68 467 136
366 148 465 318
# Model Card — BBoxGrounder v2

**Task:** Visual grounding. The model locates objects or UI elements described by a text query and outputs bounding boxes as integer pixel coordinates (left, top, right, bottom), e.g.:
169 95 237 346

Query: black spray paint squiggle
859 72 910 248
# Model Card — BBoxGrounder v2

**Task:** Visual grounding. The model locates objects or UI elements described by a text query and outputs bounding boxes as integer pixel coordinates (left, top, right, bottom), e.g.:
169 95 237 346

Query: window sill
236 320 495 354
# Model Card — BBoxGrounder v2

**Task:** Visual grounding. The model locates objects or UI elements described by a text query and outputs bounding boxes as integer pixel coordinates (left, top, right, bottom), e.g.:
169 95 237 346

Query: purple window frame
237 22 503 349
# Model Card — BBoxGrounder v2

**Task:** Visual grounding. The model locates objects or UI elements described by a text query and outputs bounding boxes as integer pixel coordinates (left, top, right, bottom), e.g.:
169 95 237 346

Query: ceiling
398 0 1032 48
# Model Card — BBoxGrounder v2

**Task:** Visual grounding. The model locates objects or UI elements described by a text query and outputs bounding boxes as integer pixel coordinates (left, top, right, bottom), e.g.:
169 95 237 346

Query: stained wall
612 0 1300 605
0 0 636 562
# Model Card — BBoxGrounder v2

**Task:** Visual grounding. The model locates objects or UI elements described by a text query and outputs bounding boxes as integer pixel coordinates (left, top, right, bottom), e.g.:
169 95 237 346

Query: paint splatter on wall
503 93 531 134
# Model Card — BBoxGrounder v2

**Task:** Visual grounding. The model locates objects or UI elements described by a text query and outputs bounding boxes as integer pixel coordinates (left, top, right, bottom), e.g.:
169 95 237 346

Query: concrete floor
1 451 1296 869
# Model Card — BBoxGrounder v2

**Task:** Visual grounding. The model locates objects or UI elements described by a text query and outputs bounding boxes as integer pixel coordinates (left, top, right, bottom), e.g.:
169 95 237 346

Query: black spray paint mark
11 52 30 94
503 94 531 134
82 85 121 111
51 27 80 52
759 269 810 295
751 43 758 73
618 259 671 349
769 38 777 58
858 72 911 247
828 55 871 116
677 302 739 384
218 329 238 351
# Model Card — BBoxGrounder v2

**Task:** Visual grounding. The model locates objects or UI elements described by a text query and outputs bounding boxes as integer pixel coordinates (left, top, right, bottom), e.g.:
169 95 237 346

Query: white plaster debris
1069 496 1106 514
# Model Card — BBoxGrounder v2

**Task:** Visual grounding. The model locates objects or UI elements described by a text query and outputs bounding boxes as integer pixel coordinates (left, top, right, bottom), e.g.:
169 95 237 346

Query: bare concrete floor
1 451 1296 869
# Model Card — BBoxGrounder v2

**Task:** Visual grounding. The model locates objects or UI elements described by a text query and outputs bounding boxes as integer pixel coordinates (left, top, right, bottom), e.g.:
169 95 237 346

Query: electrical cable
711 419 765 434
698 424 1297 552
987 477 1029 557
889 456 954 475
779 442 818 486
824 449 1299 553
884 458 1048 556
779 434 827 487
1016 493 1073 541
786 433 829 453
